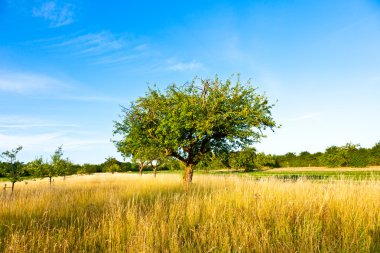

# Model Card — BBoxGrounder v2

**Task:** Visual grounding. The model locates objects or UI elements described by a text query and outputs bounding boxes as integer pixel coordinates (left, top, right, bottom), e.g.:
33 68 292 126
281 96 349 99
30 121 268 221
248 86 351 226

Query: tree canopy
0 146 24 193
114 75 277 182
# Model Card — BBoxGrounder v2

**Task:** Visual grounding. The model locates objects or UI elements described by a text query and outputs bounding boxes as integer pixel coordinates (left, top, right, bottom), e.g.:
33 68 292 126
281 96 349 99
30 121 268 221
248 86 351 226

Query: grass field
206 167 380 181
1 173 380 252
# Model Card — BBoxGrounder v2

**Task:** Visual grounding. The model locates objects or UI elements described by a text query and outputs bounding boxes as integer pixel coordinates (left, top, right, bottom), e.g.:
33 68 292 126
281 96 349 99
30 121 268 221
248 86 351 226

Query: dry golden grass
1 173 380 252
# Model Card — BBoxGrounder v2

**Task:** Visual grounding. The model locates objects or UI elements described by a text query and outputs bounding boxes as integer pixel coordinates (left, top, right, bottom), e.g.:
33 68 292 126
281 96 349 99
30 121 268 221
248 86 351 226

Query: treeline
0 148 167 180
1 142 380 190
0 146 172 193
197 142 380 171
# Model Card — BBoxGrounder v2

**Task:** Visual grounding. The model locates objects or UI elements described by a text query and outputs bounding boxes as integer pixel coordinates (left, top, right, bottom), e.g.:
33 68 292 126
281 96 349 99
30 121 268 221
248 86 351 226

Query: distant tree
163 158 183 171
320 143 364 168
284 152 297 167
114 75 277 183
0 146 24 193
298 151 312 167
320 146 346 167
26 157 45 178
347 147 370 168
108 163 121 174
143 147 165 177
310 152 324 167
60 158 75 180
370 142 380 166
103 157 122 174
49 145 69 185
125 145 164 176
254 153 276 169
134 158 149 176
63 157 77 176
31 146 67 188
230 148 257 171
78 163 100 174
120 161 135 172
196 152 229 171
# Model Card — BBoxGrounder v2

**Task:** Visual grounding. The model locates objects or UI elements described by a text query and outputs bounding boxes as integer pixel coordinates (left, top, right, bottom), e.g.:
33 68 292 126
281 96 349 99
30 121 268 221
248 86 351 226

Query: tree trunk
153 168 157 178
11 182 15 194
49 177 52 189
139 165 143 176
184 165 193 183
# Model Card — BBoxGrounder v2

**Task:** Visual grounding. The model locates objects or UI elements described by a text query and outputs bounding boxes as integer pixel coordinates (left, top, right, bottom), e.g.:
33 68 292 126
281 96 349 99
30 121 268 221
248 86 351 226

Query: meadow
1 172 380 252
208 167 380 181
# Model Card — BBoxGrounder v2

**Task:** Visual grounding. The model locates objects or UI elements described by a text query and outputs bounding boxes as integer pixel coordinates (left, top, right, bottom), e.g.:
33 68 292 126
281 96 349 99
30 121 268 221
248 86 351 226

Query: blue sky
1 0 380 164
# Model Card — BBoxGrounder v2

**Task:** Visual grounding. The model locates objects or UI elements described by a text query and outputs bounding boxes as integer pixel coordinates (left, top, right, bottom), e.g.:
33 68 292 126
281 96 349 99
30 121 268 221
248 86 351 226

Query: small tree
124 146 163 176
31 146 66 188
134 158 149 176
60 158 74 179
103 157 122 174
0 146 23 193
150 157 163 178
136 147 164 177
102 156 121 174
26 157 45 177
114 75 277 183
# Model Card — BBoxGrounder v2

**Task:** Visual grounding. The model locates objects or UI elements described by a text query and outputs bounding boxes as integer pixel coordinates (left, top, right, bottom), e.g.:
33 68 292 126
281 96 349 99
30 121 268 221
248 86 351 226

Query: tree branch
166 149 187 163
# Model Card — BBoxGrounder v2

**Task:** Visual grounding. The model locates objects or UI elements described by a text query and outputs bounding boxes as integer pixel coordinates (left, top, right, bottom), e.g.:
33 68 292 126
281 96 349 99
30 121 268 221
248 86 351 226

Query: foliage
26 157 47 177
230 147 257 171
319 143 370 168
114 75 277 182
0 146 24 192
27 146 72 186
77 164 101 174
102 157 122 174
254 152 276 169
370 142 380 166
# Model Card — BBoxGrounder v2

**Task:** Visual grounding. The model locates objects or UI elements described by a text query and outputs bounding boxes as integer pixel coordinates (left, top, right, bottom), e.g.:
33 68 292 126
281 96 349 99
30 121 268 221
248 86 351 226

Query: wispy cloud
0 123 78 129
37 31 151 65
61 95 122 103
0 115 79 131
33 1 74 27
0 130 114 164
0 132 62 151
0 70 67 94
0 132 109 152
0 115 111 162
91 54 137 65
55 32 125 55
166 59 204 71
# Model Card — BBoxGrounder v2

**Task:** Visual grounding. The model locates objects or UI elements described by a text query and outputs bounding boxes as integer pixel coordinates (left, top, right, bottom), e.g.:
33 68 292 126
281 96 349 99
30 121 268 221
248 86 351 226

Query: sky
1 0 380 164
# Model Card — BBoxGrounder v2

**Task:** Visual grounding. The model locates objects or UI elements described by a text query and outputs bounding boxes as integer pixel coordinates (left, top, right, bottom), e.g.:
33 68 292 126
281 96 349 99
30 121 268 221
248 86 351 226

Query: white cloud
33 1 74 27
167 59 203 71
0 70 66 94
